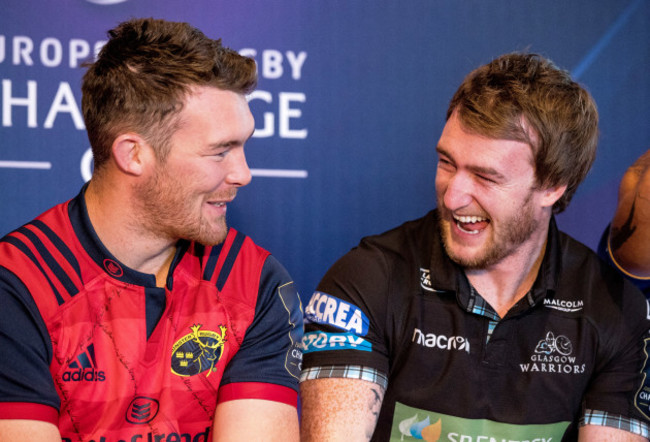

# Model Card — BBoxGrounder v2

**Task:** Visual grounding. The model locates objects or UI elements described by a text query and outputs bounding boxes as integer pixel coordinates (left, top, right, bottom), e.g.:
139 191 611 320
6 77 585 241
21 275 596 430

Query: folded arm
212 399 299 442
300 377 385 441
0 420 61 442
580 424 648 441
609 149 650 277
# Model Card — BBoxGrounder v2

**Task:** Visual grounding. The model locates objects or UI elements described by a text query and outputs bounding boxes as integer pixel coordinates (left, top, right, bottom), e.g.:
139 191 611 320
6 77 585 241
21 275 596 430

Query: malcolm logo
62 343 105 382
520 331 586 375
543 298 584 312
171 324 227 377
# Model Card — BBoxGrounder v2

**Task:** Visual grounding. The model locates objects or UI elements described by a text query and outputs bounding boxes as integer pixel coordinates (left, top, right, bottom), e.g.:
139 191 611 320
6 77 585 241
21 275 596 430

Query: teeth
454 215 486 223
458 224 480 234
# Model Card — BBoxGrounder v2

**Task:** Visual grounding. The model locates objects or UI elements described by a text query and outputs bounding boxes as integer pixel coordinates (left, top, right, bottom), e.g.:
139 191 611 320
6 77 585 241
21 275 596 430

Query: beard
134 166 232 246
438 192 539 270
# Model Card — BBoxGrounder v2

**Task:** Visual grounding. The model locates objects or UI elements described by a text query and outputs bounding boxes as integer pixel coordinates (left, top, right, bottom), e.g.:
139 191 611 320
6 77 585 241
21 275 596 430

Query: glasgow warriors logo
171 324 227 377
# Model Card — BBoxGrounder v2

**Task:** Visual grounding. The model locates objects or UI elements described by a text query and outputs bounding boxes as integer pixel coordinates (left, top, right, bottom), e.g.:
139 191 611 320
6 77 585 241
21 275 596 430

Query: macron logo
412 328 470 353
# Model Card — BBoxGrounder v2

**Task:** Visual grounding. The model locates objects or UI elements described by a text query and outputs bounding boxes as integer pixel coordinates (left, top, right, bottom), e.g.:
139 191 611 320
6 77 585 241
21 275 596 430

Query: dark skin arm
609 149 650 277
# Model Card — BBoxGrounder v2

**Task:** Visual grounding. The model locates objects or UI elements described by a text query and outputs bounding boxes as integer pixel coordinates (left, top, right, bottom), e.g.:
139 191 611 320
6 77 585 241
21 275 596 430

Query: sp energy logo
62 343 105 382
392 402 569 441
171 324 227 377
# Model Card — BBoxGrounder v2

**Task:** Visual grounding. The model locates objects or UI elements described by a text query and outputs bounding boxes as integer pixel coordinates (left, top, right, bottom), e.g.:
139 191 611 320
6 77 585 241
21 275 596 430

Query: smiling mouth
453 214 489 234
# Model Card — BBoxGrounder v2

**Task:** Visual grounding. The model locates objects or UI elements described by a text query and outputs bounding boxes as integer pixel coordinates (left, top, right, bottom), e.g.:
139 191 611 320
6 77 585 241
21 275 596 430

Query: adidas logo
62 344 106 382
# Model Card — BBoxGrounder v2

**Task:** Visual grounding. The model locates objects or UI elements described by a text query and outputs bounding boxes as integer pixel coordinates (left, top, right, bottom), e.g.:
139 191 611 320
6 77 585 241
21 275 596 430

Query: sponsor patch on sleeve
635 337 650 420
277 282 303 379
304 291 369 336
302 331 372 353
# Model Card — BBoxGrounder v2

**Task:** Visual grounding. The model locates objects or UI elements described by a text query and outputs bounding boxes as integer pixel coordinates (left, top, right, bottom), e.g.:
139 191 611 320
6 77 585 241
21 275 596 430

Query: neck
85 178 176 288
465 227 550 318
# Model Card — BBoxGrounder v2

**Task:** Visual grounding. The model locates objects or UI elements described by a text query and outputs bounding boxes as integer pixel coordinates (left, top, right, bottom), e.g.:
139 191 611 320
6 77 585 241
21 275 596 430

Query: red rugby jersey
0 189 303 441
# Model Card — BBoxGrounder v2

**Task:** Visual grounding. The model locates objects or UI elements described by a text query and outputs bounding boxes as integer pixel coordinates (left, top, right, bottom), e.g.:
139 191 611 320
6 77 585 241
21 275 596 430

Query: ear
539 183 568 208
111 133 153 176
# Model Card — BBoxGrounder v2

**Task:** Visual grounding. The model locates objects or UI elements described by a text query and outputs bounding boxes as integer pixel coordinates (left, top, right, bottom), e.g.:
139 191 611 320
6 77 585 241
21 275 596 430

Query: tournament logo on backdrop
171 324 227 377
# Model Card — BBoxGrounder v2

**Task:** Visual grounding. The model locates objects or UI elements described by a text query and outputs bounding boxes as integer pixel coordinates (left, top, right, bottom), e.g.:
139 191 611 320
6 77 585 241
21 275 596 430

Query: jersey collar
67 184 164 287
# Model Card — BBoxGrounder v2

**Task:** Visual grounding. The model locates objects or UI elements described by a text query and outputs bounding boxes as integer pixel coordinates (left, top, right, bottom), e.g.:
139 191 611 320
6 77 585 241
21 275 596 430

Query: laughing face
435 112 562 270
135 86 254 246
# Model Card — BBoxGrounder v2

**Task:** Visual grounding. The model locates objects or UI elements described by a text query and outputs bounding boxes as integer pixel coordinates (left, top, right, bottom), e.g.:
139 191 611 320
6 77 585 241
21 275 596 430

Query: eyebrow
210 128 256 150
436 145 507 181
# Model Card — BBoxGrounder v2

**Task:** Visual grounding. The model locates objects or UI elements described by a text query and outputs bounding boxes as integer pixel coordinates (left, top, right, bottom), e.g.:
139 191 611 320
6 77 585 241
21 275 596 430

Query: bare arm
579 424 648 441
609 149 650 277
300 378 385 441
212 399 299 442
0 420 61 441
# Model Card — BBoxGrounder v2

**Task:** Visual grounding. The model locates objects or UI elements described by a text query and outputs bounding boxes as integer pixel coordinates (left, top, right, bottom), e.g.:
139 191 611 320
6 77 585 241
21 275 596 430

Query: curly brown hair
82 18 257 172
447 53 599 213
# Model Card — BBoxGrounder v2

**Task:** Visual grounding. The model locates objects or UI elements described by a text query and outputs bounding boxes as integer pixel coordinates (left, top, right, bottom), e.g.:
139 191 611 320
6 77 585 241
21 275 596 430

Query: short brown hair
447 53 598 213
82 18 257 171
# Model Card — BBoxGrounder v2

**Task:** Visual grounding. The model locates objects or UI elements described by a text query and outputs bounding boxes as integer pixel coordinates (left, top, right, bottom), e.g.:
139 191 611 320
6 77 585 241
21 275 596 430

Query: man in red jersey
0 18 302 441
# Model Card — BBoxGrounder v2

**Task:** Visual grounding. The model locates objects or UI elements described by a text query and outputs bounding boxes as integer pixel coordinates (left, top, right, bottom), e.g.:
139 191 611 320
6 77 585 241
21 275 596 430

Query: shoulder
330 211 437 277
195 228 271 286
312 213 437 326
0 199 77 318
358 210 436 253
556 230 647 330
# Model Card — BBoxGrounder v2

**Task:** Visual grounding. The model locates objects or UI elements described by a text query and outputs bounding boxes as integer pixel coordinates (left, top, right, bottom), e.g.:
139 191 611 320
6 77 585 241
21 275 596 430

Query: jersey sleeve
583 277 650 425
218 255 303 406
301 239 393 380
0 266 60 423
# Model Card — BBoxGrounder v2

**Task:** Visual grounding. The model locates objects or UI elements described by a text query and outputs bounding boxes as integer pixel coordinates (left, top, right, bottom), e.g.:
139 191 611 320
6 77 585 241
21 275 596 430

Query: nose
226 148 252 187
437 172 473 211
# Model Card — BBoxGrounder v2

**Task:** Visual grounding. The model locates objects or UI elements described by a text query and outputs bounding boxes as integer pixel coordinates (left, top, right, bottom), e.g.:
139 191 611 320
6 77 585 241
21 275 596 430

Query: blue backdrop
1 0 649 302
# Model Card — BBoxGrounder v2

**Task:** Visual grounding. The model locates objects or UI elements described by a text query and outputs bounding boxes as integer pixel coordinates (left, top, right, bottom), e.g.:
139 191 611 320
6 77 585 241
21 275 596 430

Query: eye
477 174 496 184
437 157 455 171
210 148 230 160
